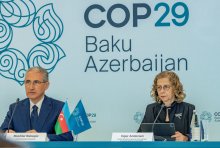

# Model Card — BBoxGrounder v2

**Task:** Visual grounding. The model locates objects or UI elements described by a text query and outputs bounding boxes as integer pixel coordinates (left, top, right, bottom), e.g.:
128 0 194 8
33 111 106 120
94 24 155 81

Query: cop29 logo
85 2 189 28
0 0 65 85
134 112 144 124
72 108 80 116
200 111 212 122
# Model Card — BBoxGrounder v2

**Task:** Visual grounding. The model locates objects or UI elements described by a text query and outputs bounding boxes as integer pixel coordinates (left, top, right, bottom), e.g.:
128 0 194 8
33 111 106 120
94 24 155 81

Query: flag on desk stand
55 101 71 135
68 99 91 135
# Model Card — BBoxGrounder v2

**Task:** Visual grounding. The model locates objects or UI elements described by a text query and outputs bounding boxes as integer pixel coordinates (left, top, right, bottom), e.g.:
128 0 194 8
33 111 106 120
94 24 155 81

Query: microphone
152 103 165 133
7 98 19 134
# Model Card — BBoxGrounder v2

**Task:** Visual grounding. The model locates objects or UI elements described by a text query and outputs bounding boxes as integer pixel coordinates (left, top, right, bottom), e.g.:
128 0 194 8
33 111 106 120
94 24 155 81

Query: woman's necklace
165 108 171 122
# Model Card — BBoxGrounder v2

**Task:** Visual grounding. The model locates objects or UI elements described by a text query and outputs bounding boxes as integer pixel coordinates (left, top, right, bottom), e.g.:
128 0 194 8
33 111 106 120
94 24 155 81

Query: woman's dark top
137 101 195 140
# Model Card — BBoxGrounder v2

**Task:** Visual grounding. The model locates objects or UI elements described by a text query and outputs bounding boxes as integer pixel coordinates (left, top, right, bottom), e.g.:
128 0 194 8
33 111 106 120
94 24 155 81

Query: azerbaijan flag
55 101 71 135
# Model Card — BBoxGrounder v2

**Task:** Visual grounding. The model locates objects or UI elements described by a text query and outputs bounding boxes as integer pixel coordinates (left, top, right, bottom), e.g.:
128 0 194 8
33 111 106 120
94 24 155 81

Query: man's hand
4 130 15 136
171 131 188 141
26 130 38 133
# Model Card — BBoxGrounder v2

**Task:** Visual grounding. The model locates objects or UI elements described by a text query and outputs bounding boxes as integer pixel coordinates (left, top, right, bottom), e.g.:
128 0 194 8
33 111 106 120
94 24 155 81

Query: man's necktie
31 105 38 130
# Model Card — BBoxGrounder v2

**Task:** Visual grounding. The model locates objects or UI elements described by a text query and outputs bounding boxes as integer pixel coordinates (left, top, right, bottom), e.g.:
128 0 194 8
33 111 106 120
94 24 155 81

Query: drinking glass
200 120 208 141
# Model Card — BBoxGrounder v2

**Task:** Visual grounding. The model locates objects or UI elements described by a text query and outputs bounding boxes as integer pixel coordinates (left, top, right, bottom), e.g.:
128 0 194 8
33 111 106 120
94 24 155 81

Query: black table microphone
7 98 19 134
152 103 165 133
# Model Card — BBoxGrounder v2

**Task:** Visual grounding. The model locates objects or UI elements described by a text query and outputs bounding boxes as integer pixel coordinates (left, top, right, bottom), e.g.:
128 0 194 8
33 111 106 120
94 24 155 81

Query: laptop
140 123 176 141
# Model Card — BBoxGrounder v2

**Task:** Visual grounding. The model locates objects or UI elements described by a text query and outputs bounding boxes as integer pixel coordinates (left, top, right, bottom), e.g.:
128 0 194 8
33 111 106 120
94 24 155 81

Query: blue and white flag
68 100 91 135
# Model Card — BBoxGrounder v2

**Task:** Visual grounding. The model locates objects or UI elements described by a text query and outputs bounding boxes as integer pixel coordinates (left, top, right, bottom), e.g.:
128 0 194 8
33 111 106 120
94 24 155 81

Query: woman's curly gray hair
150 71 186 103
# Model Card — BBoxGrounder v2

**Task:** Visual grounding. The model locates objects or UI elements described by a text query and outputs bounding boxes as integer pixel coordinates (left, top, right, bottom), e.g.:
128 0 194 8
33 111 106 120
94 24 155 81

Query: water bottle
190 110 200 141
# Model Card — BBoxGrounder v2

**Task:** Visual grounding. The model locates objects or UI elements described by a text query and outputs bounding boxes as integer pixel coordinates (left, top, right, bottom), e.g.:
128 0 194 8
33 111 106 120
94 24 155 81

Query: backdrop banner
0 0 218 141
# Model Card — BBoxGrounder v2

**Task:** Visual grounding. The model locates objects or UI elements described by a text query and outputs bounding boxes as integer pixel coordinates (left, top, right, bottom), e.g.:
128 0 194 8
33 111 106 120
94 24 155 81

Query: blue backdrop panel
0 0 219 141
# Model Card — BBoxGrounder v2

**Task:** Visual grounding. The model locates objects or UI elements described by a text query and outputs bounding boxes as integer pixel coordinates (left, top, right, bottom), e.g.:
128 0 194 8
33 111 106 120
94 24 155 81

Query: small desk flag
68 100 91 135
55 101 71 135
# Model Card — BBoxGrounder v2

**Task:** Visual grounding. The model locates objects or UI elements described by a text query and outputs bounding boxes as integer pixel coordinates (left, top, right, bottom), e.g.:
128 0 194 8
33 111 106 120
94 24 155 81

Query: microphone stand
152 103 165 140
7 98 20 134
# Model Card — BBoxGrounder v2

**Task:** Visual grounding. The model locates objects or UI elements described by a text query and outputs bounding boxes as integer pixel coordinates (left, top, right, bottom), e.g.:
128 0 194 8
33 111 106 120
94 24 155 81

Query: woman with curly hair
137 71 195 141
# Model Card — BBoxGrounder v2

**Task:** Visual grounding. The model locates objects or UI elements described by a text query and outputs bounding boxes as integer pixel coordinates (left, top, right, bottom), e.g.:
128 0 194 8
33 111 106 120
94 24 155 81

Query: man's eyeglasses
25 80 47 86
156 85 171 91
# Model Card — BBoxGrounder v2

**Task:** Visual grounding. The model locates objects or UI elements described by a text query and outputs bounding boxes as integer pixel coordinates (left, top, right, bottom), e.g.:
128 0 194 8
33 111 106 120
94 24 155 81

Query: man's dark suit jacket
0 95 73 141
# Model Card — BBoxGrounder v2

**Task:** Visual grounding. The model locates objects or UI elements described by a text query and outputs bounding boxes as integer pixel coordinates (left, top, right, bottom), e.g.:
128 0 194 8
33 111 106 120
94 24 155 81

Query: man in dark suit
0 67 73 141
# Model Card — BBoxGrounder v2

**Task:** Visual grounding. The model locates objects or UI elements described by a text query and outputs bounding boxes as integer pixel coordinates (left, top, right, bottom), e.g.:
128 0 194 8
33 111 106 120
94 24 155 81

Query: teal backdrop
0 0 218 141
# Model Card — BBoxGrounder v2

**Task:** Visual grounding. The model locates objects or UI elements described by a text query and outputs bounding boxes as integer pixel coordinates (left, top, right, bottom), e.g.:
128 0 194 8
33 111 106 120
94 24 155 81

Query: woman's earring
157 97 161 103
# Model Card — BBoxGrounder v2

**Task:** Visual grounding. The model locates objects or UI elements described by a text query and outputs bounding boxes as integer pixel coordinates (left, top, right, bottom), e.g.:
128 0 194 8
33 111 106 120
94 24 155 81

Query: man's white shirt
30 97 44 116
29 97 49 141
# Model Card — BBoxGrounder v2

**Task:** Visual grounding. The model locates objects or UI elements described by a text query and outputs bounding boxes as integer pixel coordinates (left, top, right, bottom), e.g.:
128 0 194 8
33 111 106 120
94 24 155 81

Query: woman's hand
171 131 188 141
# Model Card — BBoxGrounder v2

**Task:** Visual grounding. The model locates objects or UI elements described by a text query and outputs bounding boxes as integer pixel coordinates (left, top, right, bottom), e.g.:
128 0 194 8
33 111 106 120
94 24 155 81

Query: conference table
18 142 220 148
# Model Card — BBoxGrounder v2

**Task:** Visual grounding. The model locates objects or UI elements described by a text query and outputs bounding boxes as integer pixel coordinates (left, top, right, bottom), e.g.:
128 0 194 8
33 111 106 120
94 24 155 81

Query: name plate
111 132 154 141
6 133 47 141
